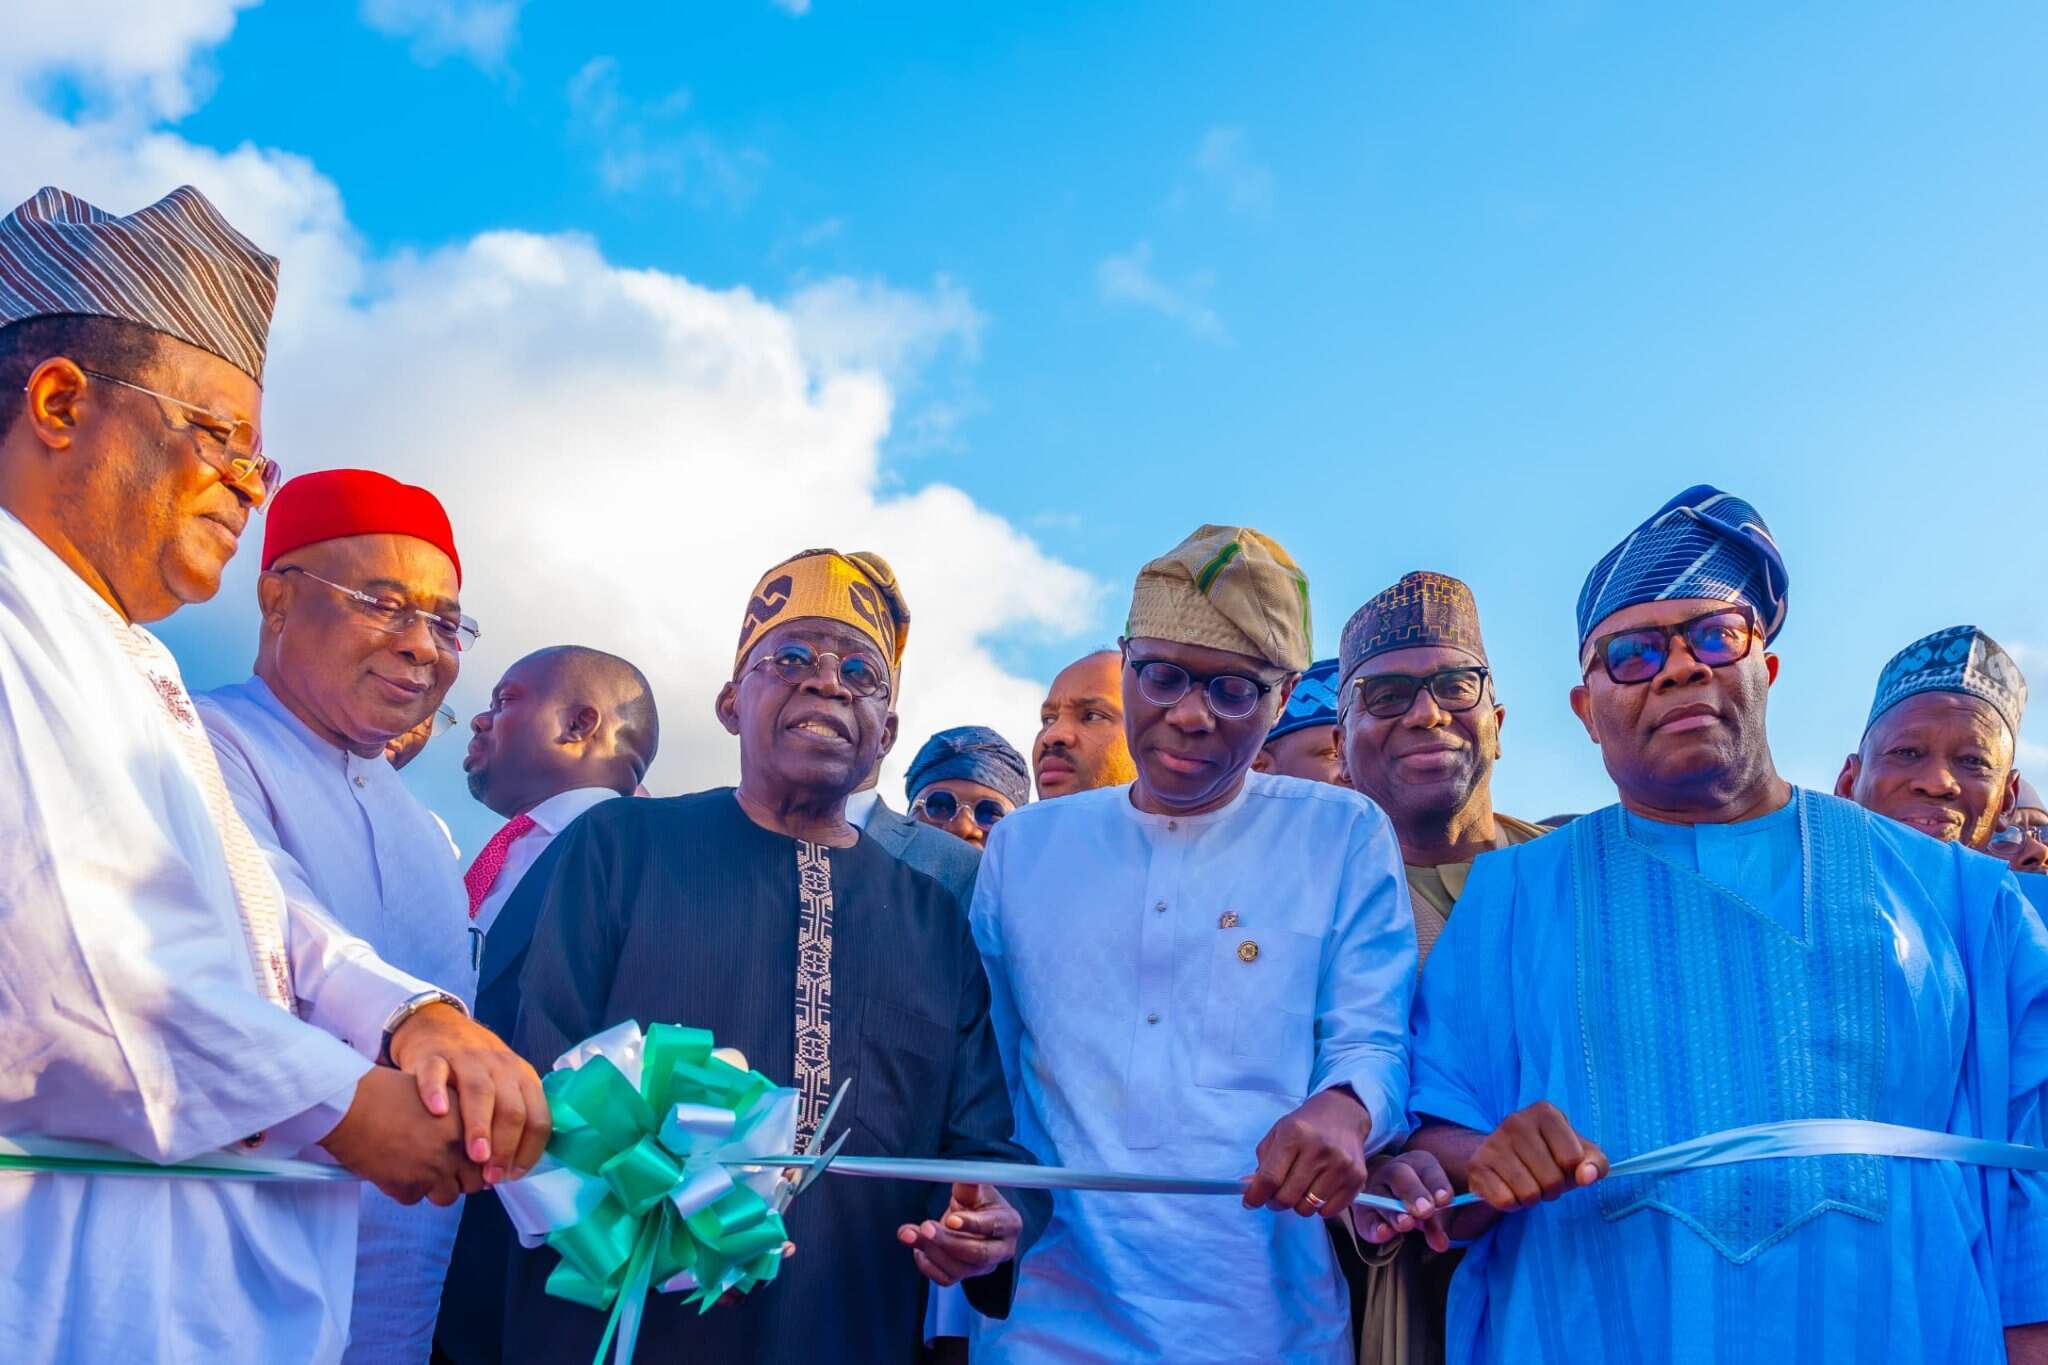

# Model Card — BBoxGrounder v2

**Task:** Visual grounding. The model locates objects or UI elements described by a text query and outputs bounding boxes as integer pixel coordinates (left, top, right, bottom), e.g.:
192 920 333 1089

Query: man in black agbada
494 547 1046 1364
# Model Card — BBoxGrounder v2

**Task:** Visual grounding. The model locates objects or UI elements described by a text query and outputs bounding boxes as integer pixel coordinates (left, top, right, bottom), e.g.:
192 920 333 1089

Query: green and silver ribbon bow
494 1021 806 1365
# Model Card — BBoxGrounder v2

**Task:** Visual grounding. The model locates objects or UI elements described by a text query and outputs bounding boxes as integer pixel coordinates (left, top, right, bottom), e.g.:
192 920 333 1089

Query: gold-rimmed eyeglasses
76 368 281 501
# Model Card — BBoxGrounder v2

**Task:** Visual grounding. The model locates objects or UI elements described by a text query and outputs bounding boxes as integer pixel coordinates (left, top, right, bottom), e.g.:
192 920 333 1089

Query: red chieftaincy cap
261 469 462 586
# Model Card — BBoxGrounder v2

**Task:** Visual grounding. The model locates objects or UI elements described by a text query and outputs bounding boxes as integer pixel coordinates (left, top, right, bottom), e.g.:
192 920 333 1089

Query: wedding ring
1305 1191 1327 1209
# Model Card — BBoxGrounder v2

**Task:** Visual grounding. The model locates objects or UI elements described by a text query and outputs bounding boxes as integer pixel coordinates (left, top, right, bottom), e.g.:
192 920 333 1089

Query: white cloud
1193 125 1272 218
1096 241 1225 341
3 8 1095 808
784 275 983 383
3 0 256 119
567 57 760 204
359 0 524 68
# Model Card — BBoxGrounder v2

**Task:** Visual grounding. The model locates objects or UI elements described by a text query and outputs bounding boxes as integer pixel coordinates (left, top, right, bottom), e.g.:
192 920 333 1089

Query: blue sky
10 2 2048 853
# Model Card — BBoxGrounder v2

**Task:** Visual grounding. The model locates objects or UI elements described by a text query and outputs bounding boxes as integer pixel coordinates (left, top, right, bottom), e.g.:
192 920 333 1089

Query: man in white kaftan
0 184 547 1365
199 467 481 1363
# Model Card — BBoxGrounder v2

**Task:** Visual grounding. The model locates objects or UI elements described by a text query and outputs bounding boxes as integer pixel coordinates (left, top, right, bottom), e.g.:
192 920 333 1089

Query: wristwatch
377 988 468 1066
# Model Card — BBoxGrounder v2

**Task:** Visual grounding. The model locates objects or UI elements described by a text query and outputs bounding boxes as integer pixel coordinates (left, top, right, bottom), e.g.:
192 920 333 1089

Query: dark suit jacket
863 796 981 908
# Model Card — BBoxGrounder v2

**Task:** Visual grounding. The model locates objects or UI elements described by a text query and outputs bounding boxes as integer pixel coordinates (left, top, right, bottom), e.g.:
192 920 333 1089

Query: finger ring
1305 1191 1327 1209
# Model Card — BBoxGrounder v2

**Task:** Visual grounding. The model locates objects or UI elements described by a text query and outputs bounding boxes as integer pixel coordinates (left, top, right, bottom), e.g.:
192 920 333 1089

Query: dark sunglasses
1348 666 1491 720
1128 657 1282 721
1588 607 1757 685
914 789 1010 829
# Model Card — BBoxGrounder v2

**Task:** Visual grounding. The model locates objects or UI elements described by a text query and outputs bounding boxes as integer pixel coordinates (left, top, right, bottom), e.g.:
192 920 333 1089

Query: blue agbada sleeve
1995 873 2048 1326
1408 846 1525 1136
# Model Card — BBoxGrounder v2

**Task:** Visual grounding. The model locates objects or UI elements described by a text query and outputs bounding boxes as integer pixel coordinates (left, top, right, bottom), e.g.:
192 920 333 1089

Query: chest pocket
1195 927 1321 1097
851 997 950 1154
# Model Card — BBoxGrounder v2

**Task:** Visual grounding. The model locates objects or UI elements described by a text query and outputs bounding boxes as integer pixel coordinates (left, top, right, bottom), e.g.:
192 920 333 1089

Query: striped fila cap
0 185 279 382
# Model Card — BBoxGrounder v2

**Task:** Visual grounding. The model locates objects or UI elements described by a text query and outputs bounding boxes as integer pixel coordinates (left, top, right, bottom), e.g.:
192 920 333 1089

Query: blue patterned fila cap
1577 485 1788 649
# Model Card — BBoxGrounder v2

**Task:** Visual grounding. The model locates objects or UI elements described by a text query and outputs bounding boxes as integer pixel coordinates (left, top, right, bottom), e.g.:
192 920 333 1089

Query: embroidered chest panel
1572 793 1888 1262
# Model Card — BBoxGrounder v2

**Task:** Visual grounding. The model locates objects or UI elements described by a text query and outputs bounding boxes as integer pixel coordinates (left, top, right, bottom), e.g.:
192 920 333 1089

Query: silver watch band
377 988 467 1066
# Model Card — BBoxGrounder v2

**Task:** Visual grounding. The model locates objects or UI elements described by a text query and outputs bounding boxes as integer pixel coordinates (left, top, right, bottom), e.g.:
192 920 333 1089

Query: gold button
1218 910 1239 929
353 775 366 788
1237 940 1259 963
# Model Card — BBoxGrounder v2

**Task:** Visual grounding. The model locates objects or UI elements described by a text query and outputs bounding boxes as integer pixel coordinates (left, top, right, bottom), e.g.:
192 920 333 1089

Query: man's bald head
1034 649 1136 798
465 645 659 817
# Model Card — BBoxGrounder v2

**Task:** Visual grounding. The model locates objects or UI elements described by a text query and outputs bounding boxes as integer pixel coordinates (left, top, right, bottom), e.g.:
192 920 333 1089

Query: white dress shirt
843 784 882 832
471 786 620 934
199 677 478 1365
0 510 431 1365
969 773 1418 1364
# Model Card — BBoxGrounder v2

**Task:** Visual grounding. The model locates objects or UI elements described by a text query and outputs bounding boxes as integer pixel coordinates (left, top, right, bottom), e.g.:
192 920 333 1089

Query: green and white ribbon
492 1021 799 1364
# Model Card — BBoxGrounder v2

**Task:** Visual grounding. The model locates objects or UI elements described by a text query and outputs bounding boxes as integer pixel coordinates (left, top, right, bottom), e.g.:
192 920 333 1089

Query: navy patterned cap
1865 625 2027 740
1577 486 1788 648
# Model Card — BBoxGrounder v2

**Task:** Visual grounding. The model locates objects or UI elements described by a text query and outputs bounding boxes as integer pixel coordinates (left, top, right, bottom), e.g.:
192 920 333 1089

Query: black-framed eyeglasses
1346 666 1492 720
914 789 1011 830
77 369 281 502
1128 657 1284 721
278 567 481 653
1586 607 1757 686
746 641 891 700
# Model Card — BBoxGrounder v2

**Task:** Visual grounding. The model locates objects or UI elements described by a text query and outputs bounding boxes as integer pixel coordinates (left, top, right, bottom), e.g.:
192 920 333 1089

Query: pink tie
465 813 537 918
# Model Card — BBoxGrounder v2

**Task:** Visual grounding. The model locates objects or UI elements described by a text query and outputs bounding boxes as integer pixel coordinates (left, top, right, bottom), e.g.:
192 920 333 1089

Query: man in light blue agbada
970 525 1417 1364
1387 486 2048 1364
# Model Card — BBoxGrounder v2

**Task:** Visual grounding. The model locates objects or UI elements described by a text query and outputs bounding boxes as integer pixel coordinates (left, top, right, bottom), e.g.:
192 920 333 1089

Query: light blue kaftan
1409 789 2048 1364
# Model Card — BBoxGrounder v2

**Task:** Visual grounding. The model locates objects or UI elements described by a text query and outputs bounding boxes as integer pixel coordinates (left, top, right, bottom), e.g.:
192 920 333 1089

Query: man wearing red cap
199 467 497 1363
0 186 545 1365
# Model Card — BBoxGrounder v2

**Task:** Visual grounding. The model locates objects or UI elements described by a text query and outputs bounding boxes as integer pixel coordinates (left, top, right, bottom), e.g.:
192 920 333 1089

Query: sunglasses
1347 666 1491 720
1586 607 1758 686
913 789 1010 829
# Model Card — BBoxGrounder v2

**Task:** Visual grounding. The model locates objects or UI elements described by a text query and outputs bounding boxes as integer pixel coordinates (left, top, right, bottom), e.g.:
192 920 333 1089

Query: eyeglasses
78 369 281 502
1347 666 1491 720
746 641 891 700
913 790 1011 830
1989 824 2046 856
278 567 481 653
429 704 458 736
1586 607 1757 686
1128 657 1284 721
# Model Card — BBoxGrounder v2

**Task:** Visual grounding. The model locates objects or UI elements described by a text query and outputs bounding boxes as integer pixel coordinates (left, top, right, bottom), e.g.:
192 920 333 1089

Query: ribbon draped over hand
493 1021 798 1365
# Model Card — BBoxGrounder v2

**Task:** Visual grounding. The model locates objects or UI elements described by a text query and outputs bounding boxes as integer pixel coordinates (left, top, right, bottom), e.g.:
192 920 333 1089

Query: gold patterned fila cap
734 548 911 676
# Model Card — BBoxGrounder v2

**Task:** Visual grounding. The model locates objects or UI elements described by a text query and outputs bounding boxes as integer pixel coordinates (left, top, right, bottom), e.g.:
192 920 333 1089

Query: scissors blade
793 1129 849 1197
811 1077 852 1155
